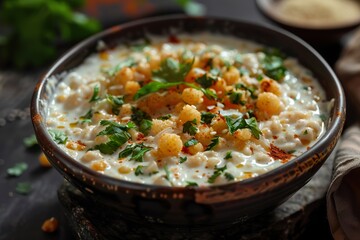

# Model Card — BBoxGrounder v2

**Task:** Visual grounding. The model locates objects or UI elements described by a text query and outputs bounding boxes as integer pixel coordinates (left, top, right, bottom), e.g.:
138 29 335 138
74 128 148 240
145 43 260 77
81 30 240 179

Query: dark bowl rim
31 14 345 193
255 0 360 31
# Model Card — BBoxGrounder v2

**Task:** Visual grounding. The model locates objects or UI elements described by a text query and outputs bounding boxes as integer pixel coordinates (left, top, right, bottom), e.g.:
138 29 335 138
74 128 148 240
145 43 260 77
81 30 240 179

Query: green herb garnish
118 143 152 162
261 48 287 81
183 119 198 136
157 114 172 120
225 116 262 139
235 83 257 99
23 135 38 148
89 85 100 102
224 151 232 160
164 165 173 186
201 112 216 124
135 165 144 176
184 138 199 147
48 129 68 144
224 172 235 181
131 107 151 126
195 74 217 88
186 181 198 187
208 165 227 183
7 162 28 177
106 95 124 115
15 182 32 195
139 119 153 136
94 120 134 154
206 136 219 151
133 81 182 100
79 109 93 124
152 58 194 83
104 58 136 76
179 156 187 163
228 91 246 105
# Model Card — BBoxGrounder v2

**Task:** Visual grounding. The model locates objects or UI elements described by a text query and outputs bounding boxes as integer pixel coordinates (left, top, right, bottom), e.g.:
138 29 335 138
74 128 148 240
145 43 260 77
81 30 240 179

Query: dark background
0 0 353 239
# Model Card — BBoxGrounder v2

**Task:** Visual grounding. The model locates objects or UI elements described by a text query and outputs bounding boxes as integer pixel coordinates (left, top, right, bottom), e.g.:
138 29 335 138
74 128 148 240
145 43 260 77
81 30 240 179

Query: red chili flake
268 144 292 163
137 133 145 141
168 35 180 43
182 146 190 154
273 136 278 139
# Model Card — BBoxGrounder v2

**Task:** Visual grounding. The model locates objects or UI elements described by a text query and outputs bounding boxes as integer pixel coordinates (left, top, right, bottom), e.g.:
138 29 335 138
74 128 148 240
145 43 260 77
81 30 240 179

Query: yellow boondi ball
178 105 201 125
256 92 282 117
182 88 204 105
157 133 183 157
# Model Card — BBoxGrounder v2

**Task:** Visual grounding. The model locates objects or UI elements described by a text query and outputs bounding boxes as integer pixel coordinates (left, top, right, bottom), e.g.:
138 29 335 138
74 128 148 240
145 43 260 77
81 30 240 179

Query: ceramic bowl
256 0 360 44
31 15 345 228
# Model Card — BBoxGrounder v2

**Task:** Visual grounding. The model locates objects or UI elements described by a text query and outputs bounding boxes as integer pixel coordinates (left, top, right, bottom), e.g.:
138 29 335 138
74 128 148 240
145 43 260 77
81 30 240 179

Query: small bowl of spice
256 0 360 44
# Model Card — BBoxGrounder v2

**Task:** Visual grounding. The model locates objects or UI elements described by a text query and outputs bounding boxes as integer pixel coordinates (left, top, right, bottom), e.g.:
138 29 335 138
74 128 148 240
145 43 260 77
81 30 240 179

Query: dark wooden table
0 1 350 239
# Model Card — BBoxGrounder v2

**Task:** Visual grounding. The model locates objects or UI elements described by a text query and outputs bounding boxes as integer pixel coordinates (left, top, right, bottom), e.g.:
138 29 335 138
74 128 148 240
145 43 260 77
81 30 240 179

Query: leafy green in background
0 0 101 68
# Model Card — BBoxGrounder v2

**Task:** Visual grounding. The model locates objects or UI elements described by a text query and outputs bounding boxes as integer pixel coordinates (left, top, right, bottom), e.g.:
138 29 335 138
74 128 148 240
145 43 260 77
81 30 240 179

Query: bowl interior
31 15 345 197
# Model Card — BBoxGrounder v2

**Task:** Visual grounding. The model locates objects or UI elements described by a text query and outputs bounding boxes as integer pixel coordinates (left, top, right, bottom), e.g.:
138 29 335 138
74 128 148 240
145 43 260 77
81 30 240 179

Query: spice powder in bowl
274 0 360 28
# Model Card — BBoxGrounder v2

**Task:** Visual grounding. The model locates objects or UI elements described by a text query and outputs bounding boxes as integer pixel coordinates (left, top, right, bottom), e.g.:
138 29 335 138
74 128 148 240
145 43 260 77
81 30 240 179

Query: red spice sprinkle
136 133 145 141
268 144 292 163
182 146 190 154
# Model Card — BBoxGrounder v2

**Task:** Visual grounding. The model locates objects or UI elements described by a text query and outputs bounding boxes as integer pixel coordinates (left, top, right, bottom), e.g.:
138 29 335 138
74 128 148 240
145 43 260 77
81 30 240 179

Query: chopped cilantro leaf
201 112 216 124
106 95 124 115
79 109 93 124
225 116 262 139
94 120 133 154
15 182 32 195
228 91 246 105
7 162 28 177
133 81 182 100
184 138 199 147
256 74 264 81
103 58 136 76
208 165 227 183
303 130 308 135
179 156 187 163
261 49 287 81
118 143 152 162
200 88 218 100
89 85 100 102
139 119 153 136
206 136 219 151
195 74 217 88
224 172 235 181
131 107 151 126
152 58 194 83
224 151 232 160
158 114 172 120
164 165 173 186
135 165 144 176
97 120 134 136
186 181 198 187
48 129 67 144
235 83 257 99
319 114 327 122
94 132 130 154
287 150 296 154
183 119 198 136
23 135 38 148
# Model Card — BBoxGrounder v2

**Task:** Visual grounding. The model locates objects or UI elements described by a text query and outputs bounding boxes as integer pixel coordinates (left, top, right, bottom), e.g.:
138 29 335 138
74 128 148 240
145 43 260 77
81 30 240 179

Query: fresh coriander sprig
183 119 198 136
225 116 262 139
